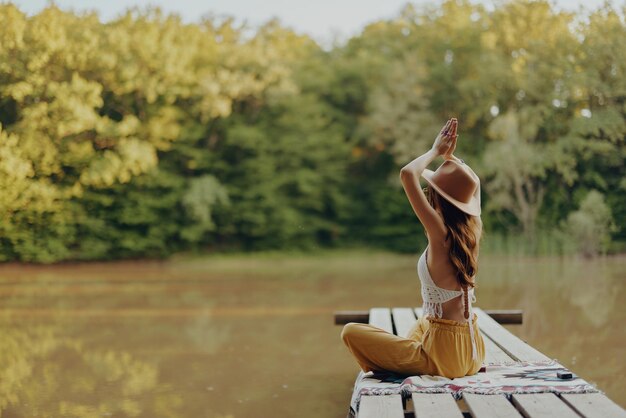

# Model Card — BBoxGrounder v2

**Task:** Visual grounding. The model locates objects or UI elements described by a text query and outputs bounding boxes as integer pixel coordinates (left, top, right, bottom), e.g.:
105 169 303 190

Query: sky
8 0 621 44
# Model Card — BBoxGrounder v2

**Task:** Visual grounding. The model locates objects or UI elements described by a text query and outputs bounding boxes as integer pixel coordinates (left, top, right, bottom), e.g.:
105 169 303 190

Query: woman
341 117 486 378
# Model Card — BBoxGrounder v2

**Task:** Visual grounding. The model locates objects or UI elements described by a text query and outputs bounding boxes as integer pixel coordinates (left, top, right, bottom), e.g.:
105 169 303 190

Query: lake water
0 250 624 417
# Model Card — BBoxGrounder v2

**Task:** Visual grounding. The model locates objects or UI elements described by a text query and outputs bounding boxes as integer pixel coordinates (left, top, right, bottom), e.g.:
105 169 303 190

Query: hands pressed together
432 117 459 160
399 117 464 177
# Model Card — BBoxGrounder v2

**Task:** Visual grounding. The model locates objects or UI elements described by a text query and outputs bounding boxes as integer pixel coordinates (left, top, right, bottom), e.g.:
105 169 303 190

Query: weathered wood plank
475 309 523 324
511 393 579 417
369 308 393 333
358 395 404 418
357 312 399 418
391 307 417 338
463 393 522 417
561 393 626 418
412 393 463 418
474 308 551 362
335 311 370 325
483 334 515 363
334 309 523 325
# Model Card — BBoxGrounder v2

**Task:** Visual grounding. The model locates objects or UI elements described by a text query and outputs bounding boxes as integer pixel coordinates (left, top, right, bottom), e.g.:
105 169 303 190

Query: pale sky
7 0 621 44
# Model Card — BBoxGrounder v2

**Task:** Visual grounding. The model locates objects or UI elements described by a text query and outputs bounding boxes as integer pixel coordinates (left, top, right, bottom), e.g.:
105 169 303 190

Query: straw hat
421 159 481 216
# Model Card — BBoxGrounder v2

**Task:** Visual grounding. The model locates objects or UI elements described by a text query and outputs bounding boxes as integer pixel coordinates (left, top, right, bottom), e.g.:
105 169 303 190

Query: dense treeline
0 0 623 262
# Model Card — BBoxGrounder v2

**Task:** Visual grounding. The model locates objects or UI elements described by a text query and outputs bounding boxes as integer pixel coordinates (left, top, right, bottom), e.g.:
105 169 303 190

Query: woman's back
425 229 480 323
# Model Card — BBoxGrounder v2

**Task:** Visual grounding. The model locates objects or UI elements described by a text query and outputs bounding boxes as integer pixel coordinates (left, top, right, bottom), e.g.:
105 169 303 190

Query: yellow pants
341 312 485 378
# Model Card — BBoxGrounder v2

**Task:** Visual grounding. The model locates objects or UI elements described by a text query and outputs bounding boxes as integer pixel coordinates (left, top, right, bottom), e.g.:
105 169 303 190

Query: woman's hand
443 133 457 161
431 118 458 157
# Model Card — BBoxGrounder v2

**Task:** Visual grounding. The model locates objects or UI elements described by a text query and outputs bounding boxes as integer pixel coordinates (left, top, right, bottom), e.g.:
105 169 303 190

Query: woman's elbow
400 169 416 182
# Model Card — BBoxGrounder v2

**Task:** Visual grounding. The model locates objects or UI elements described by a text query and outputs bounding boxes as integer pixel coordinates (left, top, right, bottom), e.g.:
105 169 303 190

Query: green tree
562 190 616 256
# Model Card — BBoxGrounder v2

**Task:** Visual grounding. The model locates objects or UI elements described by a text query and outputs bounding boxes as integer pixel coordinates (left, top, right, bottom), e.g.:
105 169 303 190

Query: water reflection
0 252 623 416
185 306 231 355
0 321 183 417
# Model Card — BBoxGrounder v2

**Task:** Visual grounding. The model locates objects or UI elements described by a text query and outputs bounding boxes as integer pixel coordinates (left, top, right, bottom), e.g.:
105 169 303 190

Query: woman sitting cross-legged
341 117 486 378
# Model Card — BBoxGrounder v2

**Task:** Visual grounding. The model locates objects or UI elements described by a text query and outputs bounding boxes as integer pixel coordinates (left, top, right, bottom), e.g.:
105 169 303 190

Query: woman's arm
444 154 464 164
399 118 457 241
399 149 447 241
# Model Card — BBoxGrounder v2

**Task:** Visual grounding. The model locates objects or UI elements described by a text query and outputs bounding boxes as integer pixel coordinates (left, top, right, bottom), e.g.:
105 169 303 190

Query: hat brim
421 169 482 216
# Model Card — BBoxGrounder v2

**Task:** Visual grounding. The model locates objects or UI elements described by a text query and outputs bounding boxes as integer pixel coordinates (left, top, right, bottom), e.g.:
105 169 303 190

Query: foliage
0 0 624 261
562 190 616 257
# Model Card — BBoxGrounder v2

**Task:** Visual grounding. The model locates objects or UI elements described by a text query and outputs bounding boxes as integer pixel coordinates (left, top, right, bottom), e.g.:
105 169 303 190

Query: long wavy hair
424 185 483 320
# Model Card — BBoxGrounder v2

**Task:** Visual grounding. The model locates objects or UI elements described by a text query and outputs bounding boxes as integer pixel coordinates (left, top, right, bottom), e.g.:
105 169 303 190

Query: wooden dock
335 307 625 418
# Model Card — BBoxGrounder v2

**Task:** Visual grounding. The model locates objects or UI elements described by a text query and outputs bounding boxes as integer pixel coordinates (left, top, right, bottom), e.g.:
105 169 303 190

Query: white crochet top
417 245 478 360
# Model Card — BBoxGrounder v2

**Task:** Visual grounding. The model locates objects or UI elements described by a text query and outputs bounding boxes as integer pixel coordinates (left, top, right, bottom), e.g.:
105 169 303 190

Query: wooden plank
334 309 522 325
511 393 579 417
474 308 551 362
561 393 626 418
335 311 369 325
463 393 522 417
483 334 515 363
391 307 417 338
476 309 523 324
369 308 393 333
357 312 400 418
358 395 404 418
412 393 463 417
